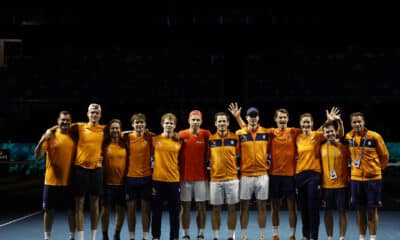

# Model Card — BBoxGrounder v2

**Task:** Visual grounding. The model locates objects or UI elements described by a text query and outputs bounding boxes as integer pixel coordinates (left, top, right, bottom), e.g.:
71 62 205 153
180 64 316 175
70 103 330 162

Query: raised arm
228 102 246 128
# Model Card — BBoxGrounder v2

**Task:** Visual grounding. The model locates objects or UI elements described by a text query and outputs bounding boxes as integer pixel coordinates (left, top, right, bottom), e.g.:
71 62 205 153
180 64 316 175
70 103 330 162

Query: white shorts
180 181 209 202
209 179 239 205
240 174 269 200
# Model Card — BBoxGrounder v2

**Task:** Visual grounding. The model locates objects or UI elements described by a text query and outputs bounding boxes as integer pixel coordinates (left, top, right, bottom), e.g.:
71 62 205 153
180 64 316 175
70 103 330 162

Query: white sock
327 236 333 240
91 229 97 240
228 230 235 238
241 229 247 238
359 235 366 240
143 232 149 239
69 232 75 239
198 229 204 235
44 232 51 240
78 231 84 240
213 230 219 239
339 237 345 240
183 228 189 235
370 235 376 240
272 226 279 236
290 227 295 236
259 227 265 237
129 231 135 239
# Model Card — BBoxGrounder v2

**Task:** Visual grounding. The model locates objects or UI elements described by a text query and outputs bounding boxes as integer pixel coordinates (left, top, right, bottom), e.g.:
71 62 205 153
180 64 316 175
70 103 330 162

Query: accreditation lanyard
352 131 368 161
326 143 336 171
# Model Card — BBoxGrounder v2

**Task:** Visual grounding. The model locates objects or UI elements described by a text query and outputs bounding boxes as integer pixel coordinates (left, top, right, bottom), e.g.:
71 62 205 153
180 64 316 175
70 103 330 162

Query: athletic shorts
102 185 126 207
240 174 269 200
180 181 209 202
351 180 382 208
209 179 239 205
322 188 348 210
42 185 74 211
269 175 296 199
125 176 152 201
72 166 103 196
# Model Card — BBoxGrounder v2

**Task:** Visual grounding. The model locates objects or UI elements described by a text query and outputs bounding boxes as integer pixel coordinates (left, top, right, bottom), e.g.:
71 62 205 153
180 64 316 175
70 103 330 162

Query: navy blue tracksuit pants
151 181 181 240
295 171 321 240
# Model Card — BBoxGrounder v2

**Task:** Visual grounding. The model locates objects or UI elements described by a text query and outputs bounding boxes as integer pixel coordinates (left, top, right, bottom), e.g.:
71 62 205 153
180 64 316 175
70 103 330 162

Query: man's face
132 119 146 132
57 114 72 132
87 108 101 124
275 112 288 129
215 115 229 133
323 125 336 142
162 118 176 134
109 122 121 138
246 114 259 129
189 115 202 130
351 116 365 134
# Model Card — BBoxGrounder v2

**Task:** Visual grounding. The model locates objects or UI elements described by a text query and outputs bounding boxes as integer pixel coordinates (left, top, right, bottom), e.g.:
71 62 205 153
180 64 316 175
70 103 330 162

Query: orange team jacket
235 126 272 176
179 129 211 181
72 123 105 169
103 142 127 186
125 132 153 178
320 141 350 189
208 131 239 182
296 131 325 174
152 135 182 182
269 128 302 176
345 128 389 181
42 128 75 186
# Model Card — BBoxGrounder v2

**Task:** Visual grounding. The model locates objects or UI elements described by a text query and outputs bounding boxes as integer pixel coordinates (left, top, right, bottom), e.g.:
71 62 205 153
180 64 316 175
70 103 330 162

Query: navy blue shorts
102 185 126 207
125 176 152 201
269 175 296 199
42 185 74 211
351 180 382 208
322 188 348 210
72 166 103 197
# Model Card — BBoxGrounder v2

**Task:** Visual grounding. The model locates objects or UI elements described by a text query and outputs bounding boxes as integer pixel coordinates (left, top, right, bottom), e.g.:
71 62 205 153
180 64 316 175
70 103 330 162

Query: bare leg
89 195 100 231
367 207 378 236
339 209 347 238
324 210 333 237
75 196 85 232
195 201 206 232
181 201 192 234
44 209 55 234
127 200 136 234
356 206 367 236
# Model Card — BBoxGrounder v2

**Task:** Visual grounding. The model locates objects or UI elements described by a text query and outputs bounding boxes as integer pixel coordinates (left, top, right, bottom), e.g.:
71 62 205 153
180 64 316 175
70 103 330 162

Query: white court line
0 211 41 228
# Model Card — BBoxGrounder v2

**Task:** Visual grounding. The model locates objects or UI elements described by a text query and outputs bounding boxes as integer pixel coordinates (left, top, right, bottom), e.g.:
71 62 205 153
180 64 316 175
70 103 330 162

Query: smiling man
345 112 389 240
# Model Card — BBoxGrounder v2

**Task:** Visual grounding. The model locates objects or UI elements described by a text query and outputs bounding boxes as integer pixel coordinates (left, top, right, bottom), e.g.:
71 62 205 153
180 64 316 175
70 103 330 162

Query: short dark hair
274 108 289 119
130 113 146 123
59 110 71 116
214 112 229 122
350 112 364 121
322 121 336 130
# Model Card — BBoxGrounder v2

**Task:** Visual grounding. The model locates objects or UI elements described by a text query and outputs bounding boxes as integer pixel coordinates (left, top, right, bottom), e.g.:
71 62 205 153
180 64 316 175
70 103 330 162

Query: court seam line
0 211 41 228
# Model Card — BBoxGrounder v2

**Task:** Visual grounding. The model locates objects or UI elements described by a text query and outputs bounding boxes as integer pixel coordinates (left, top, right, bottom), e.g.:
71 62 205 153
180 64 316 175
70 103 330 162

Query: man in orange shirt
124 113 153 240
235 107 272 240
70 103 105 240
320 121 349 240
179 110 211 240
208 112 240 240
34 111 76 240
151 113 182 240
346 112 389 240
